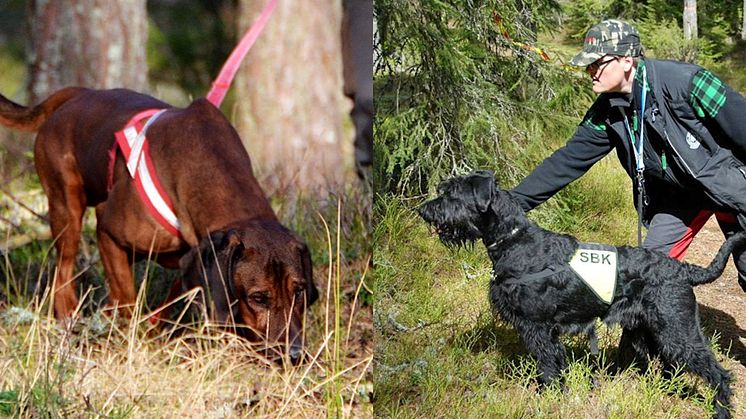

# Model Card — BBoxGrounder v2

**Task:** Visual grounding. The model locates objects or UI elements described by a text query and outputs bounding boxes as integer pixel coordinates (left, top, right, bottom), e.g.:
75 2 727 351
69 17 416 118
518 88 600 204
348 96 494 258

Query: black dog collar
486 227 522 250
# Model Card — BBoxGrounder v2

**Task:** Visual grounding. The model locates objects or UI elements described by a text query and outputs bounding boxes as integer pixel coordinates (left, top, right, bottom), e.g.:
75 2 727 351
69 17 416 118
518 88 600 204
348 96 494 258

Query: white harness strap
124 109 167 176
115 109 182 238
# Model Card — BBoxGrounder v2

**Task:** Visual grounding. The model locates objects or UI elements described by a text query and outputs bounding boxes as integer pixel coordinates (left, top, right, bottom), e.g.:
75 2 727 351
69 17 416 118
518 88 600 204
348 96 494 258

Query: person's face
585 55 633 94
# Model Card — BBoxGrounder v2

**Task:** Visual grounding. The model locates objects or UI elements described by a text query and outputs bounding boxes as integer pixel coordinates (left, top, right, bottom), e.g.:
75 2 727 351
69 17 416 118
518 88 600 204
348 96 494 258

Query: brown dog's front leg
96 228 137 317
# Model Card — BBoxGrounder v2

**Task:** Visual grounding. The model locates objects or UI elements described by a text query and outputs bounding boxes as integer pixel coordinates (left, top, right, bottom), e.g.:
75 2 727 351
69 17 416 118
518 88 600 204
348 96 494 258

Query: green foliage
0 372 71 417
374 0 596 196
564 0 743 63
636 18 700 62
147 0 237 97
562 0 609 40
0 390 15 416
708 40 746 94
699 0 744 44
0 0 26 61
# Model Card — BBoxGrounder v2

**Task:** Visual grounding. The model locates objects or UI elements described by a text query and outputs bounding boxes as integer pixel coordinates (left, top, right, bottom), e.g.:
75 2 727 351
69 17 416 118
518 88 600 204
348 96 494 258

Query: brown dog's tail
688 231 746 286
0 87 85 132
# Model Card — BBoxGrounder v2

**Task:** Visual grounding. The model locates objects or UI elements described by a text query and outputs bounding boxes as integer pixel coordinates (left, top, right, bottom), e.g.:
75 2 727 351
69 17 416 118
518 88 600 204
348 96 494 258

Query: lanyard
623 64 647 174
621 64 648 246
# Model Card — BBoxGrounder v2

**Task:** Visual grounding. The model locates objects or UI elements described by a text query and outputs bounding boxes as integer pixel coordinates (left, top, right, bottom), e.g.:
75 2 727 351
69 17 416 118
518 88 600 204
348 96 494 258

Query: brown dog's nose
288 343 305 365
265 344 304 366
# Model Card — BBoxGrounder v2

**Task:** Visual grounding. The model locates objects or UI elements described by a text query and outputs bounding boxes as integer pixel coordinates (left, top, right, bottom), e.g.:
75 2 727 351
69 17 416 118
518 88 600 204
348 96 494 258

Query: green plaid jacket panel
582 115 606 131
690 69 727 118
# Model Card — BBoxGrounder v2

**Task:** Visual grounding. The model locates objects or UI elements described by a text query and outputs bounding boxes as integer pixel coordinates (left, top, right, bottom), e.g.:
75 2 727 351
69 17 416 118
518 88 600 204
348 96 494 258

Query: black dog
419 170 746 419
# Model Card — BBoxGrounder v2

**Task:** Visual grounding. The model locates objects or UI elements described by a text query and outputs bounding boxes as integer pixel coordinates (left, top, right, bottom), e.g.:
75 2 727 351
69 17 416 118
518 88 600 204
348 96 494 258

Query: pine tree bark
683 0 698 40
234 0 349 196
27 0 148 103
742 0 746 40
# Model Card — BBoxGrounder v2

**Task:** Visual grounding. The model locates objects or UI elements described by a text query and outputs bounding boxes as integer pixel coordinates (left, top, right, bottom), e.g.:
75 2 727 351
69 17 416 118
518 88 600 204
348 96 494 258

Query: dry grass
0 201 373 418
1 270 372 418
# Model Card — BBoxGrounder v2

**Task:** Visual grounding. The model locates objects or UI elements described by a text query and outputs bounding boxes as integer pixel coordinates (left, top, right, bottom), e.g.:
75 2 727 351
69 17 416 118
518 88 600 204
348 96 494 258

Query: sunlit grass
374 196 726 418
1 192 372 418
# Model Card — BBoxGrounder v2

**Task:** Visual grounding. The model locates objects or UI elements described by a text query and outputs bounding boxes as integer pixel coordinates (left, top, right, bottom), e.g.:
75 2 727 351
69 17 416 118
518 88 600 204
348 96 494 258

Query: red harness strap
109 109 182 239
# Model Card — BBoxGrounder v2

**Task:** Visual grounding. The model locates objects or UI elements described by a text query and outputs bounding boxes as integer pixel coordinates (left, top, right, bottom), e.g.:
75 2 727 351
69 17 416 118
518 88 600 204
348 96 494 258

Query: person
509 19 746 292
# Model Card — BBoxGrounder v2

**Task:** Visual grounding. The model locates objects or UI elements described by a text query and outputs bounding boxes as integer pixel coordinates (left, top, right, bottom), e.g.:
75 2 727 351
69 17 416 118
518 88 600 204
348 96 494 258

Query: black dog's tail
687 231 746 286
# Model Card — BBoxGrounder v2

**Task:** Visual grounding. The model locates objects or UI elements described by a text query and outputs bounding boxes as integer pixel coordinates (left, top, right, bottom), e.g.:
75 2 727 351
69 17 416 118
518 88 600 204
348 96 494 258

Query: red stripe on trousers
668 210 736 261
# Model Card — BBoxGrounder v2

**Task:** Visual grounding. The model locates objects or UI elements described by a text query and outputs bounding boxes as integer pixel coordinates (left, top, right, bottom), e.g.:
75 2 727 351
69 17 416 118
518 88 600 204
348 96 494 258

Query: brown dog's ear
469 170 495 213
180 229 244 323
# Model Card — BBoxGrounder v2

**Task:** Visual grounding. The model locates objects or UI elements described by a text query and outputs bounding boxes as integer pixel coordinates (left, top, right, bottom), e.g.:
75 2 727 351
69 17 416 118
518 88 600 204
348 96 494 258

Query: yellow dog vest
569 243 618 304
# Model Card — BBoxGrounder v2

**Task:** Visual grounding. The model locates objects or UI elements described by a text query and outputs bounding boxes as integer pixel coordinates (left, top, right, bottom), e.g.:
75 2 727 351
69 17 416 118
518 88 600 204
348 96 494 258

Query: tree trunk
234 0 349 196
27 0 148 103
683 0 698 40
742 0 746 40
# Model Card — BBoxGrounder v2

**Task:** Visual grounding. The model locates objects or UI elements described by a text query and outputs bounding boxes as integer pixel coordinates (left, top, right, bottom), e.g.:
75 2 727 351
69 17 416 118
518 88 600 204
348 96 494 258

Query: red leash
206 0 278 107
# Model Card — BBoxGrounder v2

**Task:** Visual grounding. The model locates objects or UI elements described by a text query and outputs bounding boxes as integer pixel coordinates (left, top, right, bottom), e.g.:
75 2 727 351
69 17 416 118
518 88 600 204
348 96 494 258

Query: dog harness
514 243 618 305
110 108 182 238
568 243 618 304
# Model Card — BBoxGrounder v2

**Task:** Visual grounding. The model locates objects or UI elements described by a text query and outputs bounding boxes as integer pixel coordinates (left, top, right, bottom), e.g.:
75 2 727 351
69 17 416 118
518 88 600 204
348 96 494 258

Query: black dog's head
419 170 528 247
418 170 499 246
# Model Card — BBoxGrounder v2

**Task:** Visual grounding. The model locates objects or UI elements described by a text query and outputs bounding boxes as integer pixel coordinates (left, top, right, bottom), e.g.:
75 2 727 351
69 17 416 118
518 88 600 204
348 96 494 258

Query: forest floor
686 217 746 418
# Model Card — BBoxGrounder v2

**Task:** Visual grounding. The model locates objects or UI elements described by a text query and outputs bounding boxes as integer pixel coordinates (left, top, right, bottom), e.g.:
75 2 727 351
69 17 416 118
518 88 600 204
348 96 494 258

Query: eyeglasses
586 56 618 74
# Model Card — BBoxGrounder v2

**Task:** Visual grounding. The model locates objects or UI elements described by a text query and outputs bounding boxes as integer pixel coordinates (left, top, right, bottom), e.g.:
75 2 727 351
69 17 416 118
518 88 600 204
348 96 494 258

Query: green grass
374 195 723 418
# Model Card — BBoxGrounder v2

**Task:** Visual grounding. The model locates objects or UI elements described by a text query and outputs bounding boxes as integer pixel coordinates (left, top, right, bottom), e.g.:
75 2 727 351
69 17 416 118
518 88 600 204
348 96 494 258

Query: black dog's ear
468 171 495 212
180 229 244 323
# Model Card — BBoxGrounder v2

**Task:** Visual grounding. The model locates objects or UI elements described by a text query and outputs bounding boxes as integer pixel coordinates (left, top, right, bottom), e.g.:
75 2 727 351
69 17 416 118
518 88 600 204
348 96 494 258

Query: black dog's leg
684 351 732 419
685 351 732 419
656 328 732 419
516 322 567 387
612 328 654 374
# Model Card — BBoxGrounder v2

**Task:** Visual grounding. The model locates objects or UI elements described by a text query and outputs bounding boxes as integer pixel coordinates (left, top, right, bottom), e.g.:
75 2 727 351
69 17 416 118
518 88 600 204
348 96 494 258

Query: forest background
374 0 746 417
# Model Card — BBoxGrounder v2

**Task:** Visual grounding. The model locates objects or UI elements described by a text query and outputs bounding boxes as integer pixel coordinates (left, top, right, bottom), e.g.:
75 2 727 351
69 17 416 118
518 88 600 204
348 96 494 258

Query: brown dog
0 87 318 360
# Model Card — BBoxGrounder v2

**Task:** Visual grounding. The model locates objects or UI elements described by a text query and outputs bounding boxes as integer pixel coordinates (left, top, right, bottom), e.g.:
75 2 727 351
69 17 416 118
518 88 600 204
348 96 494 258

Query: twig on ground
0 185 49 223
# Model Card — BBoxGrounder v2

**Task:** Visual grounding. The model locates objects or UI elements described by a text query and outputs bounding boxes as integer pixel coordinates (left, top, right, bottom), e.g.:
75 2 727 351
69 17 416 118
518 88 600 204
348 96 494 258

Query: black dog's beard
419 196 483 246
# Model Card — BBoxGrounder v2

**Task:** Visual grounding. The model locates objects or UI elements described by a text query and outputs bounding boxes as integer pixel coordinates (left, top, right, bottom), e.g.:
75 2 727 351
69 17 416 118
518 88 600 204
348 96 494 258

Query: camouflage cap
570 19 643 67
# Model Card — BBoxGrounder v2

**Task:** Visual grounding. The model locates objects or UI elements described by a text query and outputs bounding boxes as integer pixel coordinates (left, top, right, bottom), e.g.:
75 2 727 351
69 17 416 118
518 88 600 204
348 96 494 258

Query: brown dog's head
180 221 318 363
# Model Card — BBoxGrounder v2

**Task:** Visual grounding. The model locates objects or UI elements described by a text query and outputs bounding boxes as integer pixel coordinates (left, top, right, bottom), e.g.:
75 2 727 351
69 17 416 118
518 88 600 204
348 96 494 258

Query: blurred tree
341 0 374 181
683 0 698 40
743 0 746 39
27 0 148 103
234 0 349 196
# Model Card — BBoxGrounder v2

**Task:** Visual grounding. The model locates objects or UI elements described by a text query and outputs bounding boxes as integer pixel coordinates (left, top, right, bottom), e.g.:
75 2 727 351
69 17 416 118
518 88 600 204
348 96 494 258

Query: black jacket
511 59 746 227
